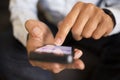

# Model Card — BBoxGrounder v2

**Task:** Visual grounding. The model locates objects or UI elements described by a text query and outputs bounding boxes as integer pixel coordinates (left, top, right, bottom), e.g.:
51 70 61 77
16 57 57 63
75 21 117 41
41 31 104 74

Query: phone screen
35 45 72 55
29 45 73 64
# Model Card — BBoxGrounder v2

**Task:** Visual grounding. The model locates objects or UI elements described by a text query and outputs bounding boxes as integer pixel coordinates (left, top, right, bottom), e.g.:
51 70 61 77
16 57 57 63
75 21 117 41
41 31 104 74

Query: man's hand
55 2 114 45
25 20 54 53
25 20 84 73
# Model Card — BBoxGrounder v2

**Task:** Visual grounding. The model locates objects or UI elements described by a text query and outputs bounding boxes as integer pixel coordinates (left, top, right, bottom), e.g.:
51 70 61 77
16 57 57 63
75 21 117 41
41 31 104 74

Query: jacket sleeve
9 0 39 46
103 1 120 36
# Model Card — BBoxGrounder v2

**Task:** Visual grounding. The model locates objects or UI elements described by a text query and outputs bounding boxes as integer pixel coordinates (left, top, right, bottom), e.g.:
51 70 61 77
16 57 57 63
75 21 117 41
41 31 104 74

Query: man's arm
9 0 39 46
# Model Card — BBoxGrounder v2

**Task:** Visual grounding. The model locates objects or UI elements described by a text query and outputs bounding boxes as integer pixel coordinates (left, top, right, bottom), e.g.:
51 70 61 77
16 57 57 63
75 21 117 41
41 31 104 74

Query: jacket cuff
103 8 120 35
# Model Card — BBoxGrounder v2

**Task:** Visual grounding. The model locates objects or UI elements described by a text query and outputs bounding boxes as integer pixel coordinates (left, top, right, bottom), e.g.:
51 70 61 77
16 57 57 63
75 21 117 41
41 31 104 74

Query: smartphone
29 45 73 64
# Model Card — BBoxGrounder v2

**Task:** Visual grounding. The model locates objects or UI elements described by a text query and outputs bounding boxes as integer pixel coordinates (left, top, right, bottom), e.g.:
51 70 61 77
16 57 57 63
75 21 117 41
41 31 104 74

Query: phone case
29 45 73 64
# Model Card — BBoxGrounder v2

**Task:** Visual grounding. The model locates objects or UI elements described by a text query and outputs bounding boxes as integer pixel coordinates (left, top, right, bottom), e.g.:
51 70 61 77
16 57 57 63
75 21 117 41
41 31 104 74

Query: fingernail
74 51 82 59
54 38 62 46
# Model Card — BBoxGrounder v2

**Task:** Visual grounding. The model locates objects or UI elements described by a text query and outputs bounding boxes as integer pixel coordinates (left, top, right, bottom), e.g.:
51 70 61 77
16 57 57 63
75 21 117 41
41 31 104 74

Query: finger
71 4 91 40
30 61 65 73
30 61 55 70
25 20 49 38
50 63 65 73
57 21 63 28
25 20 40 33
103 16 114 37
25 20 41 37
92 20 107 39
81 12 100 38
66 59 85 70
54 2 83 45
27 35 44 53
92 10 114 39
74 49 83 59
104 28 113 37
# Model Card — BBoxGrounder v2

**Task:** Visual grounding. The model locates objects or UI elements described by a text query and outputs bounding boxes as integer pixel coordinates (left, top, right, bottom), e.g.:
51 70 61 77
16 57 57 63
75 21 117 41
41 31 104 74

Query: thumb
25 19 46 38
29 27 42 38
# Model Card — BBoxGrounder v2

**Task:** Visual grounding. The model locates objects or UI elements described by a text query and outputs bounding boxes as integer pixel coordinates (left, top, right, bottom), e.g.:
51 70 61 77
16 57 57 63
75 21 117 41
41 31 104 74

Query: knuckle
98 8 104 14
101 11 110 23
75 2 83 7
82 3 96 14
82 33 91 38
86 3 95 9
93 9 104 21
105 15 110 22
73 2 83 9
92 34 100 39
96 9 102 15
87 3 94 7
71 29 81 40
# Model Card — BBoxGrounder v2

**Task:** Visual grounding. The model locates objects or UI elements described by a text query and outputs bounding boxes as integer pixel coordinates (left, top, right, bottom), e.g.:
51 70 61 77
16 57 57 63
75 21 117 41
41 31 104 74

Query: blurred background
0 0 11 33
0 0 10 79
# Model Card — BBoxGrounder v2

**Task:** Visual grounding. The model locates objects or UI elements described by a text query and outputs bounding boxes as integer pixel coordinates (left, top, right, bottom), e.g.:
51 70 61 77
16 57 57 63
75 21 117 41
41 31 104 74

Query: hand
55 2 114 45
25 20 54 53
25 19 85 73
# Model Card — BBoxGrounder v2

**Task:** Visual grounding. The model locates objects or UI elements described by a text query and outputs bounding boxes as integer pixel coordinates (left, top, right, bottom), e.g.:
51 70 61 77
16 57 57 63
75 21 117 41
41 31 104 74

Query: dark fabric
68 34 120 80
0 27 55 80
91 33 120 80
73 34 120 80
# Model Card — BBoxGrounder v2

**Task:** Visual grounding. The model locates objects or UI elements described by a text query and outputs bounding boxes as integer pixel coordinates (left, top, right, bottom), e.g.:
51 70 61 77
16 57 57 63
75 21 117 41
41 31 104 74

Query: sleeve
9 0 39 46
103 2 120 36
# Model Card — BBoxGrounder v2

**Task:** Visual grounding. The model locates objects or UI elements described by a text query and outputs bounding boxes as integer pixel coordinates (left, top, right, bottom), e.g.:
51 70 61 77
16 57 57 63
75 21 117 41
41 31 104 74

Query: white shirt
9 0 120 46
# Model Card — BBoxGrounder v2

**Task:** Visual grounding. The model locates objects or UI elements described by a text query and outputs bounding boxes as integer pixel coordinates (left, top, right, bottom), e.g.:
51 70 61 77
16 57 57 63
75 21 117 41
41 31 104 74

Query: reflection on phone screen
35 45 72 55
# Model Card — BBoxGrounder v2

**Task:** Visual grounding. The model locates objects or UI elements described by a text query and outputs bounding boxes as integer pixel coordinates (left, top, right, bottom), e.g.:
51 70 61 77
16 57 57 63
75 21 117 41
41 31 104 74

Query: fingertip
54 38 63 46
52 63 64 73
74 60 85 70
74 49 83 59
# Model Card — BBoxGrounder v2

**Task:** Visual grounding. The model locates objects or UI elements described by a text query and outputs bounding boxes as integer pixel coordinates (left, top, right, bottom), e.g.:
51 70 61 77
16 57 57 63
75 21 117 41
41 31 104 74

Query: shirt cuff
12 19 28 47
103 7 120 35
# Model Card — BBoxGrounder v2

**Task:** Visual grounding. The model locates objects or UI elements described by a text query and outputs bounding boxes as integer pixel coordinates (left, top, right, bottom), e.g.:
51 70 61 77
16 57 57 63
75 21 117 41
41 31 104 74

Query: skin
54 2 114 45
25 2 114 73
25 20 84 73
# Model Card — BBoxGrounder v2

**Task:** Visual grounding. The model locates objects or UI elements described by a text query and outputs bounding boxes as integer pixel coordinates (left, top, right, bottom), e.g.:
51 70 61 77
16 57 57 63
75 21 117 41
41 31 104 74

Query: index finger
54 2 83 45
